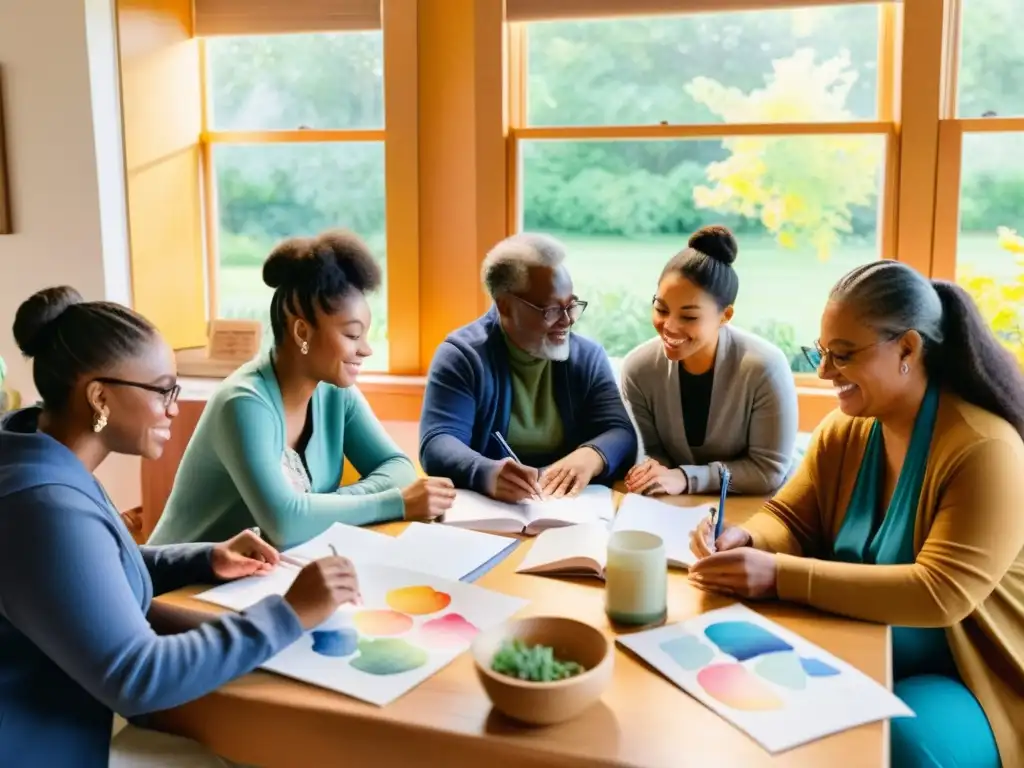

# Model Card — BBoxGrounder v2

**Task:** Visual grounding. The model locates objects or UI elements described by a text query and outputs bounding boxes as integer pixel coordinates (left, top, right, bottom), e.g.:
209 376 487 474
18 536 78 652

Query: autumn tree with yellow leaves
686 49 881 260
958 227 1024 368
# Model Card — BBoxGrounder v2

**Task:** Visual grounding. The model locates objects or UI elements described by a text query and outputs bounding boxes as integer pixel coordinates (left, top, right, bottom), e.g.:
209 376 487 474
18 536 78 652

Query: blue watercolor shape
703 620 793 662
659 633 715 670
312 628 359 658
800 656 841 677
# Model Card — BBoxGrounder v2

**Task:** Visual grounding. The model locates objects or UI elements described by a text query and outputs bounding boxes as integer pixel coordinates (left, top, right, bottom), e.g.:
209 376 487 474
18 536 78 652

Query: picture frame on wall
0 65 11 235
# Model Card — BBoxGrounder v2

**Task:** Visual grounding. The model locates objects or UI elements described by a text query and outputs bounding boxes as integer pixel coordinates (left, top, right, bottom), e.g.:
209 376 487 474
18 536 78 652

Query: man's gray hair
481 233 567 298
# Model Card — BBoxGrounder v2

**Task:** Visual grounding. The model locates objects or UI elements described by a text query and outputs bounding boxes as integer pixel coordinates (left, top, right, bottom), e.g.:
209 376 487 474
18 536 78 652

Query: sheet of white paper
196 524 398 612
196 521 517 612
523 484 616 527
616 604 913 754
285 523 397 564
196 565 300 612
440 490 529 531
612 494 711 569
516 522 609 575
259 562 527 706
393 522 516 581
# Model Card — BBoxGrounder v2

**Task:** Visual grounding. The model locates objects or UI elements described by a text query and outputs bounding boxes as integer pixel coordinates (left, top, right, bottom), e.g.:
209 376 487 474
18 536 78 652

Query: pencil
492 431 543 499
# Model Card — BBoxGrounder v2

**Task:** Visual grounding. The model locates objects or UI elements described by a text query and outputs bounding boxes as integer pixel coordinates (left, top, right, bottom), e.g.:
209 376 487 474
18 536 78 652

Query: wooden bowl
471 616 614 726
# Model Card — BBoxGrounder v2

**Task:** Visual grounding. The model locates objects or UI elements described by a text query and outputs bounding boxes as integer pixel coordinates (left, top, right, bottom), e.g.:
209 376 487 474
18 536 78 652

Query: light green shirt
148 352 417 549
504 335 564 456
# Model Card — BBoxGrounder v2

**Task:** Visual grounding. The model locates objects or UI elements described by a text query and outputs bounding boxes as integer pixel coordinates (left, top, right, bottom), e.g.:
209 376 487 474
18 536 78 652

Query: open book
439 485 616 535
516 493 713 578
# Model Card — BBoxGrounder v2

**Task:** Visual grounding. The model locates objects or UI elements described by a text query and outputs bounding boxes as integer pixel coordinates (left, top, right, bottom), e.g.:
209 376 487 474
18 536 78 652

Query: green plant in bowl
490 638 585 682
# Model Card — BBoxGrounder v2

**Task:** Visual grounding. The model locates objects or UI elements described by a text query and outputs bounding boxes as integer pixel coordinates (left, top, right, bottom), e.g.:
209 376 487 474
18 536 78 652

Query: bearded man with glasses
419 233 637 502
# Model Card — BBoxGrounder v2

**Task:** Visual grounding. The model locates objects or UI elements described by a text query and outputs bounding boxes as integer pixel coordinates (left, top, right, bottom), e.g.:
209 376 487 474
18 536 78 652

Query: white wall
0 0 139 509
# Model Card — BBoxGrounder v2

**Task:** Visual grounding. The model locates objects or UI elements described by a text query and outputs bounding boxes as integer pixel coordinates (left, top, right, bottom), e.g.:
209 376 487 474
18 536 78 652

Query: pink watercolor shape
418 613 480 649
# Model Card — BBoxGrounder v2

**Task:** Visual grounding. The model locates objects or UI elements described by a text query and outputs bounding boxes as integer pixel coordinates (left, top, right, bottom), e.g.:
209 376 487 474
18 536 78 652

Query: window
204 31 390 369
512 5 894 373
947 0 1024 367
957 0 1024 119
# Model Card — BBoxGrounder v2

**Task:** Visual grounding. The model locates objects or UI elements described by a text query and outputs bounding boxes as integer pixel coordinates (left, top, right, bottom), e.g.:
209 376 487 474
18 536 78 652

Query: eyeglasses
512 295 588 325
801 334 901 370
94 377 181 408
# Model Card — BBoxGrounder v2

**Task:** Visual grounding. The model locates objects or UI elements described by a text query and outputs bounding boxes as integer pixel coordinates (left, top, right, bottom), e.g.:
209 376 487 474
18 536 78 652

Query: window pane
526 6 880 127
207 32 384 130
214 142 388 371
958 0 1024 118
518 136 885 372
955 132 1024 366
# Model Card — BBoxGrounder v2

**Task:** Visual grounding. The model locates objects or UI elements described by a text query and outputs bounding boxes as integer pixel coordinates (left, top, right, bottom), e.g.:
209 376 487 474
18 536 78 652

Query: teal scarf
833 384 956 680
833 384 940 565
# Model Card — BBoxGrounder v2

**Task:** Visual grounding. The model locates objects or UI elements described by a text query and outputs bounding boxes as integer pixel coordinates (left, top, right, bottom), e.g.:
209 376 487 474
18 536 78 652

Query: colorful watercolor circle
386 585 452 615
659 633 714 670
354 609 414 636
703 620 793 662
418 613 479 649
753 651 807 690
350 638 428 676
311 628 359 658
697 663 784 711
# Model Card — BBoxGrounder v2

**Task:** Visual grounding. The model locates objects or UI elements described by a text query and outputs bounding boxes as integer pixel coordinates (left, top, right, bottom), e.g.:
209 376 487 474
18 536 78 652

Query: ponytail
929 280 1024 439
831 263 1024 440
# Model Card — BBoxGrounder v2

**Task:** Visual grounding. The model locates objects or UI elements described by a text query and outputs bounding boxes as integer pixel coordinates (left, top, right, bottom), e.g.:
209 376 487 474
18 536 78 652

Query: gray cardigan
620 325 798 495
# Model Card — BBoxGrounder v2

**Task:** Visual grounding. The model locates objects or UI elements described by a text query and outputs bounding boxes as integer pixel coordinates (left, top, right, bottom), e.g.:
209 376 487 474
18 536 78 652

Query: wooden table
151 494 891 768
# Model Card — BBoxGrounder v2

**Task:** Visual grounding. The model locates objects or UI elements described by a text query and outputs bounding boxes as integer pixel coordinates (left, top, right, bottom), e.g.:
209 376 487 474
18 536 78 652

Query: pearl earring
300 341 309 355
93 412 108 433
900 362 909 375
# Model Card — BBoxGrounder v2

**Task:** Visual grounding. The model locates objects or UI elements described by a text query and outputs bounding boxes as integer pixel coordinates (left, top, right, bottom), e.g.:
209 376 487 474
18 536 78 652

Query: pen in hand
492 431 544 500
328 544 362 605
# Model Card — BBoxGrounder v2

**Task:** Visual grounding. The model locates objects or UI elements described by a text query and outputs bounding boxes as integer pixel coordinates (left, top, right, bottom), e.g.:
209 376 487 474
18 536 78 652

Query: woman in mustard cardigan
690 261 1024 767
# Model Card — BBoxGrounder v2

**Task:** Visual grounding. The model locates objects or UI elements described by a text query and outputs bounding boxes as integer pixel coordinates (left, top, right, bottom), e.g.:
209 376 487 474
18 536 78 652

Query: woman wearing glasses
420 232 637 500
0 286 360 765
151 230 455 550
689 261 1024 767
621 225 798 496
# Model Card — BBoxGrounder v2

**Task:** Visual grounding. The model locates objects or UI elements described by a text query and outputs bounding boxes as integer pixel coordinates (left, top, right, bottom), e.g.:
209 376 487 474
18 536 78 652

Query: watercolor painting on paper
203 562 526 707
616 603 913 753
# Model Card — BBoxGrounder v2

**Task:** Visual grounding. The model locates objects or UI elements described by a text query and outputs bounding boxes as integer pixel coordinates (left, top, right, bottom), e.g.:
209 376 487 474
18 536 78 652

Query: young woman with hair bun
151 230 455 549
0 286 358 765
621 225 799 497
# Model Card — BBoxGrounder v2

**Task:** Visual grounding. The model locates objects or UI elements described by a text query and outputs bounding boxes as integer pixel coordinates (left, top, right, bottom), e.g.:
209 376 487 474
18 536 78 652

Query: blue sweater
149 352 418 549
0 408 303 767
420 307 638 492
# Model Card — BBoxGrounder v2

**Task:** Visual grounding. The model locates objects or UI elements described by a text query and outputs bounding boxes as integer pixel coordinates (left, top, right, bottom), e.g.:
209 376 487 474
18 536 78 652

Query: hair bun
262 236 315 290
13 286 85 358
689 225 738 266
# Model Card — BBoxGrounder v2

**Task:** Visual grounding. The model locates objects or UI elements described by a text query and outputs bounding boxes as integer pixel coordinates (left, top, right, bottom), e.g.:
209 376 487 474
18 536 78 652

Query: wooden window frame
505 3 903 399
931 1 1024 284
168 0 973 434
196 0 420 375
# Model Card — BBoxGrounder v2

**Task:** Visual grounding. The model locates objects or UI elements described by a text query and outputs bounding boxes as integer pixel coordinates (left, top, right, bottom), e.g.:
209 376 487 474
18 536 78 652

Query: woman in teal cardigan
150 231 456 549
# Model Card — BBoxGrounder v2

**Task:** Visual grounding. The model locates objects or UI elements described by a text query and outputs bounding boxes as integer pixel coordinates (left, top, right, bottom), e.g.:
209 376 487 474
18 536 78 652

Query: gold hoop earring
93 412 108 433
300 341 309 355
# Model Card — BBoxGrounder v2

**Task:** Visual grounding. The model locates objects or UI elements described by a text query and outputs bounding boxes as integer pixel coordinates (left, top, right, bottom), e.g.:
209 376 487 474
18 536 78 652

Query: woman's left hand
688 548 779 600
211 529 281 580
625 462 687 496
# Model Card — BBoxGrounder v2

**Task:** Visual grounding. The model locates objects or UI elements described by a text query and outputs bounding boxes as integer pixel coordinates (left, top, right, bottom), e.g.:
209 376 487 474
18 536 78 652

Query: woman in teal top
150 230 456 549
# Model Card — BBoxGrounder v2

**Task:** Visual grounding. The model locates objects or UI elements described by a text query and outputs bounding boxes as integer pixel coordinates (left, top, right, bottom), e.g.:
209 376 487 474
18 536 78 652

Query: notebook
439 485 616 535
515 494 713 578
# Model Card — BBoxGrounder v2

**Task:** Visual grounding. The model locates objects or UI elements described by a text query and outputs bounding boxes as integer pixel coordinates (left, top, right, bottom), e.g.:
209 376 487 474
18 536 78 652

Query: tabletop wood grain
150 493 891 768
